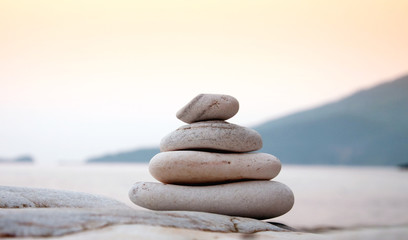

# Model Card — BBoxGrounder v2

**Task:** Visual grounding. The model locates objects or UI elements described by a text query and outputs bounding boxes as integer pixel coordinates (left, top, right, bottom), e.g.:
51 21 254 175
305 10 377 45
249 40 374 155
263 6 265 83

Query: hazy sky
1 0 407 164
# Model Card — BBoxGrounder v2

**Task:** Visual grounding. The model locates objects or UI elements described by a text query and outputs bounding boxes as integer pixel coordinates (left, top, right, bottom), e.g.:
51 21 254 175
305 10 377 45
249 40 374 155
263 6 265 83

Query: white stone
149 151 281 184
0 208 287 237
160 121 262 152
129 181 294 219
0 186 129 209
176 94 239 123
46 224 321 240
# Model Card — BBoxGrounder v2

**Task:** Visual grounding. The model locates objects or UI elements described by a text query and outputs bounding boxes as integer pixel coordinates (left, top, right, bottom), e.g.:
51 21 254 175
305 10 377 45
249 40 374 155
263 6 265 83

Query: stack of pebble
129 94 294 219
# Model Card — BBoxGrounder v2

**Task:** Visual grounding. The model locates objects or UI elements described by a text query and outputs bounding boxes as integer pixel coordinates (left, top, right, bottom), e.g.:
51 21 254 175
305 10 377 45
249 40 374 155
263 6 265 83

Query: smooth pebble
149 151 281 184
129 181 294 219
176 94 239 124
160 121 262 152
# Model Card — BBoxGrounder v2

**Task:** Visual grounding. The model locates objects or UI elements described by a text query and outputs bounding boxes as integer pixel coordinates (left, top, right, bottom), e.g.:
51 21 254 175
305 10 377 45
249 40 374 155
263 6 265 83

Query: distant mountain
87 75 408 165
0 155 34 163
255 74 408 165
87 148 159 163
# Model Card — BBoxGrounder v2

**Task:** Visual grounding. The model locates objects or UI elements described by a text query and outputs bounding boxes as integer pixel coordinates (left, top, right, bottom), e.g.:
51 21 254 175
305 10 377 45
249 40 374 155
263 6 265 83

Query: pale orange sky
1 0 407 163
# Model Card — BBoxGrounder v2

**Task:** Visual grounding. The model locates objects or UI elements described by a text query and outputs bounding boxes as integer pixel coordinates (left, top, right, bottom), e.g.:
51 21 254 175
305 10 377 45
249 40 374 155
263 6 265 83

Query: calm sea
1 164 407 229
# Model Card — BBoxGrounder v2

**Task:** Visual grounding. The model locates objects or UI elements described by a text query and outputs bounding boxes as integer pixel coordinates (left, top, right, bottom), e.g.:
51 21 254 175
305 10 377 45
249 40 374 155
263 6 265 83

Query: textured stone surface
176 94 239 124
34 224 321 240
160 121 262 152
129 181 294 219
0 208 287 237
0 186 129 209
149 151 281 184
62 225 408 240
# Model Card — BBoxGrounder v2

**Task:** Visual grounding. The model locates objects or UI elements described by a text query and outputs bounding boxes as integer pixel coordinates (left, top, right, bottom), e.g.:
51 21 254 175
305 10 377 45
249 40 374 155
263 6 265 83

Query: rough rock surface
0 186 129 209
0 186 292 238
160 120 263 152
30 224 321 240
129 181 294 219
0 208 287 237
176 94 239 124
149 151 281 184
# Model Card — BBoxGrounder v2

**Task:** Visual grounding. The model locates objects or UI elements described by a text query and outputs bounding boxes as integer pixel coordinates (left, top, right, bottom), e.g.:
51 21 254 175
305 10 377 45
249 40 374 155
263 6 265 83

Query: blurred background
1 1 408 238
1 0 407 165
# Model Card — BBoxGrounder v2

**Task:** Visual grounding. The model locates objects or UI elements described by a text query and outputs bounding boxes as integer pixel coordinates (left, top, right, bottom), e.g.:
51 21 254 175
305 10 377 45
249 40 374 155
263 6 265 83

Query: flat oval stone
160 121 262 152
176 94 239 123
129 181 294 219
149 151 281 184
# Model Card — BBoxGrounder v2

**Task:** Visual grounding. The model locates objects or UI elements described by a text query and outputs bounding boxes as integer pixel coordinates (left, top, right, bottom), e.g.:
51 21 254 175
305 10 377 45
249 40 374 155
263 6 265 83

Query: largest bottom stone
129 180 294 220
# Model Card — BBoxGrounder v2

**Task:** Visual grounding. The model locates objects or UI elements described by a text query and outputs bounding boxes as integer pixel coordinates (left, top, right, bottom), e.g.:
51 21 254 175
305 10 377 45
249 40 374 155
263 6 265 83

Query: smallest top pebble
176 94 239 123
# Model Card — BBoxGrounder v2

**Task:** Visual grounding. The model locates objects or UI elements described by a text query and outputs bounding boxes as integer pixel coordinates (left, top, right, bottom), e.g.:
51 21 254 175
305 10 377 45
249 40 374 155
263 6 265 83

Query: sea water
1 164 407 229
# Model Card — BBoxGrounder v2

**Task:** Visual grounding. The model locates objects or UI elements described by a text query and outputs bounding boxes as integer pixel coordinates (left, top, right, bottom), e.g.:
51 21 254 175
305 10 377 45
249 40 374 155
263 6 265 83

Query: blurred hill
255 74 408 165
87 148 159 163
87 75 408 165
0 155 34 163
